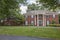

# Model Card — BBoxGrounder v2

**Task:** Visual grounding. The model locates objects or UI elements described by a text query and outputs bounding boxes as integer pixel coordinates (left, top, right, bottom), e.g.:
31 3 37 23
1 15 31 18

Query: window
31 21 34 24
53 14 55 18
25 15 28 20
25 21 28 25
39 15 42 18
1 20 3 23
39 20 43 26
39 20 43 24
47 20 50 25
25 15 27 18
31 15 34 18
31 21 34 26
46 15 50 18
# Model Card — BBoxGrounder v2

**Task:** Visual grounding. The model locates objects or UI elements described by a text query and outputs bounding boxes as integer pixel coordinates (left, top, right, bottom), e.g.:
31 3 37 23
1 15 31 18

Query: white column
43 14 46 26
37 14 39 26
34 15 36 26
43 14 44 26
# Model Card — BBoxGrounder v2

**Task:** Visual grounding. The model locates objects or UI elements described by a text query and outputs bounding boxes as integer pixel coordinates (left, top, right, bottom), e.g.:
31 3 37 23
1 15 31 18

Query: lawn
0 26 60 38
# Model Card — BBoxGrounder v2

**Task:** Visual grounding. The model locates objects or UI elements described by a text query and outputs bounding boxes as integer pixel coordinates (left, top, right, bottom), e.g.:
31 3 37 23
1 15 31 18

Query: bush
30 23 34 26
51 20 56 24
48 24 60 27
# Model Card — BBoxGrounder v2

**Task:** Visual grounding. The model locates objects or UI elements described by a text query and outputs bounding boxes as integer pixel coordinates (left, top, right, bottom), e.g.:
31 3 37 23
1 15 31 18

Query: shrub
48 24 60 27
51 20 56 24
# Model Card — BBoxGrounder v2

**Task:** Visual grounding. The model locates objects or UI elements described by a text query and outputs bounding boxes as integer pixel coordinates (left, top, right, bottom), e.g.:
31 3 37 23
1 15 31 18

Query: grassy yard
0 26 60 38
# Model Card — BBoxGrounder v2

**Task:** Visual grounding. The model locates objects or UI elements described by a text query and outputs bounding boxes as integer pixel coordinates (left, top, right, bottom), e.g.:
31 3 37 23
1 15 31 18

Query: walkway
0 35 56 40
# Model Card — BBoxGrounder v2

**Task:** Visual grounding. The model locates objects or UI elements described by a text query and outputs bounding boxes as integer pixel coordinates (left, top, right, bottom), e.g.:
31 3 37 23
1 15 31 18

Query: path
0 35 56 40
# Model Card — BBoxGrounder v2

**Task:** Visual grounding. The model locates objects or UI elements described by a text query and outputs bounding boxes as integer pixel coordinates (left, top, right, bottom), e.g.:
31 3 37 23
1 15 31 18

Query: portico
24 10 59 26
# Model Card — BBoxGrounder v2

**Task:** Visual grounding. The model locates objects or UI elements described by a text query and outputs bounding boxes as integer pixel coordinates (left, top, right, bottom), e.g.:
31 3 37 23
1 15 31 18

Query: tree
0 0 27 18
0 0 26 25
38 0 60 24
39 0 60 11
28 3 42 11
27 0 49 11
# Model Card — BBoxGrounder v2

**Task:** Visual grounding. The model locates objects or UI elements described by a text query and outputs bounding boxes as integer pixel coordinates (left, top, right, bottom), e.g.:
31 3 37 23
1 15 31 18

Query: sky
27 0 36 4
20 5 27 14
20 0 60 14
20 0 36 14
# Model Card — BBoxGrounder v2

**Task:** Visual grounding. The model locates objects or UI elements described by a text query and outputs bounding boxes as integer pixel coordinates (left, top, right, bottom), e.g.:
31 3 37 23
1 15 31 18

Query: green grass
0 26 60 38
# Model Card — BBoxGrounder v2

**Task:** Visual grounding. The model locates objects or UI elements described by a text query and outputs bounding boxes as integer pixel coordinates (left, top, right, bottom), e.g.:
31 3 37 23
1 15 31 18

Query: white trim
53 14 55 18
31 15 34 18
31 21 34 24
47 20 50 25
1 20 3 23
25 21 28 25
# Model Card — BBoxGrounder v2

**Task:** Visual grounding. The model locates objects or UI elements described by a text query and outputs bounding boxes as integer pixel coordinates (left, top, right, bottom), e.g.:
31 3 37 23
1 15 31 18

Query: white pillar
43 14 46 26
34 15 36 26
45 15 46 26
37 14 39 26
43 14 44 26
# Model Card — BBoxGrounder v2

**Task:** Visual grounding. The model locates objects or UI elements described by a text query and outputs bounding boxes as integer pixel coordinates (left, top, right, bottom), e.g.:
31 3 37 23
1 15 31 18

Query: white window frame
47 20 50 25
31 21 34 24
25 21 28 25
1 20 3 23
53 14 55 18
25 15 27 18
31 15 34 18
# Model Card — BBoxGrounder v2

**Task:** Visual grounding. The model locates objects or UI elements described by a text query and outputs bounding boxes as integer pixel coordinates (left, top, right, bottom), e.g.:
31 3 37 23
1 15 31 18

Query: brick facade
24 10 60 26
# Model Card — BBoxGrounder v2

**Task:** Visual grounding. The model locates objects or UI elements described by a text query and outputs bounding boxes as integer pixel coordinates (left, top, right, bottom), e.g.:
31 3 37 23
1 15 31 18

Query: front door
39 20 43 26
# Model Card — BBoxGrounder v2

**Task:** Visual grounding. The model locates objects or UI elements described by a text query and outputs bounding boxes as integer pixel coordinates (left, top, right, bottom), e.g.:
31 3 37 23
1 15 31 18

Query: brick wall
25 14 59 26
46 15 59 24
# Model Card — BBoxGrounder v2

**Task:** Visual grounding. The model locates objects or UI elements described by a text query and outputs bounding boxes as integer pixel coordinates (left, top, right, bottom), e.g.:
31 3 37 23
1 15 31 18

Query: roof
24 10 60 15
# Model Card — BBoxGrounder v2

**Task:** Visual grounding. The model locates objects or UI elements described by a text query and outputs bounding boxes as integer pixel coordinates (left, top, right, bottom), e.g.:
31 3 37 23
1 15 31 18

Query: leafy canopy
0 0 26 19
0 0 27 25
39 0 60 11
28 3 40 10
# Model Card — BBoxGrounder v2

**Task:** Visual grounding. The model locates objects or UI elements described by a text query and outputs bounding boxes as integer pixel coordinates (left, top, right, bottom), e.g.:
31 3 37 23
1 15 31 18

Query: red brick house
0 17 21 26
24 10 60 26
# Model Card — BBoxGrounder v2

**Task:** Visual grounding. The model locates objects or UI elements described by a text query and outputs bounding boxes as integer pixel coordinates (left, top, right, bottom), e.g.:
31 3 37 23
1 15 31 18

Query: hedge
48 24 60 27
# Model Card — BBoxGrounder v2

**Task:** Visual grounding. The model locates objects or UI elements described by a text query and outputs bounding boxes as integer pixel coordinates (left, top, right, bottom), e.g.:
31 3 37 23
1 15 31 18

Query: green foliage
51 20 56 24
0 0 26 25
0 0 18 18
28 3 41 11
30 23 34 26
48 24 60 27
39 0 60 11
0 0 27 18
